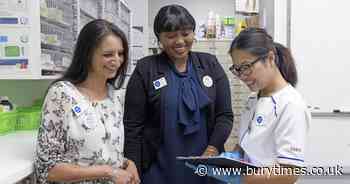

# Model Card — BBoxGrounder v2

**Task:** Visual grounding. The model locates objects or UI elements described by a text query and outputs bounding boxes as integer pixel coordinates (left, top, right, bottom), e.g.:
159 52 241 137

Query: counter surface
0 131 37 184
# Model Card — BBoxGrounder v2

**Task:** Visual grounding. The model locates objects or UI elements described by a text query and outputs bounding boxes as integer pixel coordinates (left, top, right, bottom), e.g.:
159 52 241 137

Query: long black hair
56 19 129 89
229 28 298 87
153 4 196 41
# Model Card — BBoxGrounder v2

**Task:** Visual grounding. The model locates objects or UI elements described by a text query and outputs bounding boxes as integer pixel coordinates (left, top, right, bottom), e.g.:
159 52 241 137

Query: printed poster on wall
0 0 31 75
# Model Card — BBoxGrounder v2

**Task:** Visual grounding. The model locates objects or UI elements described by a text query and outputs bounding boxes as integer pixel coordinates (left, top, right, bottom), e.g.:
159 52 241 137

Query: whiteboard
290 1 350 112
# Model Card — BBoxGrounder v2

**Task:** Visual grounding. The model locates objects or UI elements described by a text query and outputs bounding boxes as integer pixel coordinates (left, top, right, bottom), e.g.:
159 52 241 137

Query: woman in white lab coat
34 19 139 184
228 28 311 184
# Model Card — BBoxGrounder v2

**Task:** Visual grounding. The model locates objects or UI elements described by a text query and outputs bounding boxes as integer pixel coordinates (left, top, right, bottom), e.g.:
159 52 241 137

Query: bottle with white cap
0 96 14 112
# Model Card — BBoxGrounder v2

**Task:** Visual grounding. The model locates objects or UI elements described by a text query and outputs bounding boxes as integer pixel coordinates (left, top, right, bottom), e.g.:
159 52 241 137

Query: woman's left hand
202 145 219 156
125 160 140 184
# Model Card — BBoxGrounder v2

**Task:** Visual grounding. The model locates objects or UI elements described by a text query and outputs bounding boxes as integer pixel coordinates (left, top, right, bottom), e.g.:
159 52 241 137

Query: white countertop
0 131 37 184
1 130 349 184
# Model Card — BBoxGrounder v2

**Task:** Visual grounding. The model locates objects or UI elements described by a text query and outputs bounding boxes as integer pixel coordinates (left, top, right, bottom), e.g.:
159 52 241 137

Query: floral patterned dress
34 81 125 184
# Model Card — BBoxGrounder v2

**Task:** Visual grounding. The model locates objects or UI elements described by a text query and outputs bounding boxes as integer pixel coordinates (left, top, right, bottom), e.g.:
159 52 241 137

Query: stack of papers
177 156 258 169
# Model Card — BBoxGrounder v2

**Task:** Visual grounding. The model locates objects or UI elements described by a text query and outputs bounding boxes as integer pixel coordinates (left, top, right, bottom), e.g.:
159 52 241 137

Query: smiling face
89 34 124 81
230 49 276 92
159 29 194 63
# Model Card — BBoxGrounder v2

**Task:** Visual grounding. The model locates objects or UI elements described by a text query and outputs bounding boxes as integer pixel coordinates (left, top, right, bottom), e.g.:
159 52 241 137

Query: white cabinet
0 131 37 184
304 116 350 173
0 0 132 80
298 116 350 183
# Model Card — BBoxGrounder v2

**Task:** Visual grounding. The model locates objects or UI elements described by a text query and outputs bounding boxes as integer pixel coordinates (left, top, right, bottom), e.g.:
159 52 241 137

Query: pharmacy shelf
41 43 73 54
79 0 100 19
39 0 75 79
0 0 132 80
40 15 70 29
80 8 97 21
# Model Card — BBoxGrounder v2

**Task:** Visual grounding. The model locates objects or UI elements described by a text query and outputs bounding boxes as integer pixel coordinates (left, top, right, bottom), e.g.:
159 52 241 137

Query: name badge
72 105 83 116
255 114 265 126
84 112 98 129
202 75 213 88
153 77 167 90
72 102 88 117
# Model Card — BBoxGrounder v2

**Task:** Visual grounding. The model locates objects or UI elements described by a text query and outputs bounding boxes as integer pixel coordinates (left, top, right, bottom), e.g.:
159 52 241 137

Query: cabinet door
305 117 350 174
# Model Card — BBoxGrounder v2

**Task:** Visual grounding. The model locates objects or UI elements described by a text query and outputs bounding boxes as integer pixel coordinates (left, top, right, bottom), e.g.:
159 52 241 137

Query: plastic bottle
215 14 222 39
196 21 207 39
0 97 13 112
206 11 215 39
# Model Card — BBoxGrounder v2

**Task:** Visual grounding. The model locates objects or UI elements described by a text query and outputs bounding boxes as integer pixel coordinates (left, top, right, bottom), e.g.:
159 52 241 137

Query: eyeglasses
229 55 267 77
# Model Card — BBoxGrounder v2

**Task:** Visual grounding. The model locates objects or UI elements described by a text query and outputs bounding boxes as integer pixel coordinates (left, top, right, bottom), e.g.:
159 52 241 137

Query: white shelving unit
40 0 75 77
0 0 132 80
78 0 101 32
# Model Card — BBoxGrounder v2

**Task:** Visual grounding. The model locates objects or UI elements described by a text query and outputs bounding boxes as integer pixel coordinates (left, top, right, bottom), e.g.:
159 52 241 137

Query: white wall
0 80 52 106
148 0 235 40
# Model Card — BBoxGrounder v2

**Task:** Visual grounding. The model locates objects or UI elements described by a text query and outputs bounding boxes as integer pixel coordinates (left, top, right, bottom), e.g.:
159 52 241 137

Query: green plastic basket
0 111 17 135
32 98 44 107
16 108 41 131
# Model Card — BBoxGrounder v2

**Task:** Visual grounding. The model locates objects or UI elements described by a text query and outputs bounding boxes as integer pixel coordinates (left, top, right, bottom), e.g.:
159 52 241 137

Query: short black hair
57 19 129 89
154 4 196 40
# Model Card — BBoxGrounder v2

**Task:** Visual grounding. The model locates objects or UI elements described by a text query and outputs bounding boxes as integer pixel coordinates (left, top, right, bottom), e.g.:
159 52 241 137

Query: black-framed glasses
229 55 267 77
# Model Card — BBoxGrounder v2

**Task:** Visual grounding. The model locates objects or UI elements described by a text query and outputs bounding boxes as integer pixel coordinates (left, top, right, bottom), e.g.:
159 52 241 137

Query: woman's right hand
110 168 135 184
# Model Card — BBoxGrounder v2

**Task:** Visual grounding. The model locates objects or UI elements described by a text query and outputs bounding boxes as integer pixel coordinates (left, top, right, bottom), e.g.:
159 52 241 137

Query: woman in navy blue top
124 4 233 184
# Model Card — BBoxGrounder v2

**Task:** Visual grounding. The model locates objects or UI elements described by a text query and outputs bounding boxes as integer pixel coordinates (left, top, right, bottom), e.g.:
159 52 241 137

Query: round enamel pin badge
202 75 213 88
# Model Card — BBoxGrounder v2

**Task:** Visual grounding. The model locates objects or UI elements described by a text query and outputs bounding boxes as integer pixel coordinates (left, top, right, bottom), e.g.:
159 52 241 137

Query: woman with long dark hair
35 19 139 184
